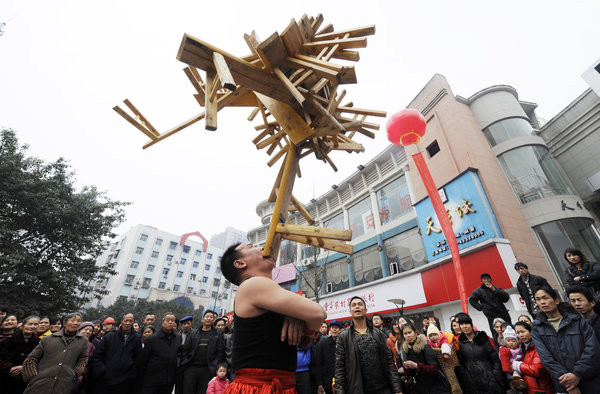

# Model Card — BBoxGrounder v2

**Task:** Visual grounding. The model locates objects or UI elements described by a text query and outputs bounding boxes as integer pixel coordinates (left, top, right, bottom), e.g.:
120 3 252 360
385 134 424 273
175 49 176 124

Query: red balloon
386 109 427 146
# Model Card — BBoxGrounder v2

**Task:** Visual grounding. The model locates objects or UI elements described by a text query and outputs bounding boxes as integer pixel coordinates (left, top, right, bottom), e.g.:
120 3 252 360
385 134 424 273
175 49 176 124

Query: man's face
162 315 176 333
105 323 114 332
350 298 366 318
64 316 82 334
181 320 192 333
215 320 226 331
569 292 595 317
372 316 382 327
236 244 276 273
329 325 341 339
37 318 50 334
535 291 559 314
121 314 134 332
144 314 156 326
516 266 529 277
319 322 328 335
203 312 216 327
482 276 492 286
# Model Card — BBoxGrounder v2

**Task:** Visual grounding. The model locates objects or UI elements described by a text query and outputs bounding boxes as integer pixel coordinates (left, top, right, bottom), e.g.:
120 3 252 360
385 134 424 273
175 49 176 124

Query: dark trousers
140 384 174 394
94 384 132 394
182 365 213 394
485 311 512 341
295 371 312 394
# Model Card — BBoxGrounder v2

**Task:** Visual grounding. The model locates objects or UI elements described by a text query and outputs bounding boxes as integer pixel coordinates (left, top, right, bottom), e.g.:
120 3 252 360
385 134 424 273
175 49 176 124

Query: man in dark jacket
567 285 600 343
179 309 224 394
137 312 181 394
532 285 600 393
515 262 550 317
91 313 142 394
334 296 401 394
468 272 512 339
316 320 342 394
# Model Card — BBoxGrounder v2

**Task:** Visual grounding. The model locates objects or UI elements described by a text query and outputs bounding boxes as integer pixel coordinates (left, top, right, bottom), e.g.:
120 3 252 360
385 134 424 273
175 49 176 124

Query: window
155 238 163 246
483 117 535 146
174 285 180 292
183 245 191 254
348 197 375 238
207 253 213 259
279 240 298 265
147 264 155 272
169 241 178 250
135 247 144 254
223 293 228 300
213 278 221 287
125 275 135 285
324 213 345 230
130 261 139 269
224 282 231 289
215 267 221 274
158 282 166 289
212 291 218 298
166 255 173 262
162 268 170 275
376 175 412 224
142 278 152 288
325 258 350 292
190 274 196 281
140 233 148 242
353 244 383 286
113 249 120 259
151 250 159 258
202 276 209 283
205 265 211 271
383 228 426 273
176 271 183 278
180 258 187 265
193 261 199 268
426 140 440 157
217 255 222 262
200 289 207 295
187 286 193 294
195 250 202 257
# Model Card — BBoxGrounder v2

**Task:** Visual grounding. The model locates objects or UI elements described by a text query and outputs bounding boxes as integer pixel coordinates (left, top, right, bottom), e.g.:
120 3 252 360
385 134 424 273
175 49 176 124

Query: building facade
210 226 249 250
247 74 600 333
88 224 236 315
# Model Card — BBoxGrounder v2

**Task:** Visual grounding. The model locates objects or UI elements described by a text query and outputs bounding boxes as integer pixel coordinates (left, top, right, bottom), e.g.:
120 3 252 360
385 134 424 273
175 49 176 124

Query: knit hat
79 321 94 331
503 325 517 340
427 324 441 337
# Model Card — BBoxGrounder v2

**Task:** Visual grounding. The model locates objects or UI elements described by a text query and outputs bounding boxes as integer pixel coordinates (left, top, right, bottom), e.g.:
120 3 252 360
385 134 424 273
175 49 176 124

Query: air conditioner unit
166 287 171 290
163 274 168 279
135 279 141 285
326 282 333 293
167 261 172 266
133 285 139 289
389 262 399 275
400 259 414 271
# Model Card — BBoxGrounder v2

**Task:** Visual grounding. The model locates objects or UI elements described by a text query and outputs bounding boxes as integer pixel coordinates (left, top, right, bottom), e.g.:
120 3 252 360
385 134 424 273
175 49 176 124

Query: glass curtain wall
348 197 375 238
383 228 426 273
483 117 535 146
353 245 382 285
376 175 413 225
325 258 350 293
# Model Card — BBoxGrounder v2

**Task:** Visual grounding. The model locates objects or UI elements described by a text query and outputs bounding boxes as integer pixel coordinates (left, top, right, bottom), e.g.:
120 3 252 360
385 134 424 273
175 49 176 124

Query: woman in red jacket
513 321 555 394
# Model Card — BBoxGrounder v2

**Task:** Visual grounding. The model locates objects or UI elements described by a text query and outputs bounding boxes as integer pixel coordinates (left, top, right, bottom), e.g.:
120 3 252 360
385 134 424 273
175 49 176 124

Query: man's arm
572 318 600 381
468 288 482 311
333 333 347 394
530 326 569 384
494 286 510 303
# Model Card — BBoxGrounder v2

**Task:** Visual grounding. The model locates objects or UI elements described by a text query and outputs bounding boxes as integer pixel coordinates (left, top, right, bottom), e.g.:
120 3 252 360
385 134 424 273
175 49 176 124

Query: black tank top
232 311 296 372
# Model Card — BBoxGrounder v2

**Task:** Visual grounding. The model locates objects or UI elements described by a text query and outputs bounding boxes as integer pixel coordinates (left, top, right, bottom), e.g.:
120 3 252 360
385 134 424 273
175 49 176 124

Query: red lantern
386 109 427 146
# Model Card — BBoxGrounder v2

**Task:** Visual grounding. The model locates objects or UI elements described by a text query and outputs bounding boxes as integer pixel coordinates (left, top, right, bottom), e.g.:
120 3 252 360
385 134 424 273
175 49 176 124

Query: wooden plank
267 144 288 167
269 159 286 203
310 14 324 34
309 97 346 133
316 23 334 35
257 32 289 68
276 223 351 241
313 25 376 41
280 19 303 56
212 52 237 91
286 56 340 83
297 14 313 43
256 130 284 149
123 99 159 137
282 234 353 255
326 141 365 152
273 67 305 106
184 67 206 106
205 69 218 130
335 115 380 130
290 194 315 225
302 37 368 53
337 106 387 117
113 105 158 140
293 54 357 84
309 77 329 95
330 49 360 62
255 92 314 145
252 128 273 145
323 153 338 172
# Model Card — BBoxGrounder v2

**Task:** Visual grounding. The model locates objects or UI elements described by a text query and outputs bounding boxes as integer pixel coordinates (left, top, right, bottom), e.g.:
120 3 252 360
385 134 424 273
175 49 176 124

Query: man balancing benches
220 243 326 393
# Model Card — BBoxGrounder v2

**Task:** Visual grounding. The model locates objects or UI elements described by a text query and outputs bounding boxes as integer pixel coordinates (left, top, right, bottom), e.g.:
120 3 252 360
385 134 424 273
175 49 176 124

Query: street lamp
387 298 406 316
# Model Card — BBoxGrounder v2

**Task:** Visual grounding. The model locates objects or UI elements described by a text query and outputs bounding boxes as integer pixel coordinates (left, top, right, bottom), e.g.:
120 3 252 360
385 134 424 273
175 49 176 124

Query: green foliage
0 128 129 317
83 297 205 325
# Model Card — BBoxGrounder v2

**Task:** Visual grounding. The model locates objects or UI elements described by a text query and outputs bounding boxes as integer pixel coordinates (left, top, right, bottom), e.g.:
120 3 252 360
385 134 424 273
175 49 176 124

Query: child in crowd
498 326 526 390
426 324 451 358
207 362 230 394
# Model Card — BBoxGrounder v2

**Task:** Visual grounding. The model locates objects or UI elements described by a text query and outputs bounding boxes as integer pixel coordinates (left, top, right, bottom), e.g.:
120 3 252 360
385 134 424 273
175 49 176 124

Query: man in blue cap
179 316 193 345
316 320 343 394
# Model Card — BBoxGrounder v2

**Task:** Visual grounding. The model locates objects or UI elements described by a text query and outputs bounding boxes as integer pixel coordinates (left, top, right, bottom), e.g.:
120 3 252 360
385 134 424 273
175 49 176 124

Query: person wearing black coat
532 285 600 393
564 247 600 298
315 320 342 394
136 313 181 394
455 314 504 394
0 316 40 394
468 273 512 339
514 262 550 317
90 313 142 394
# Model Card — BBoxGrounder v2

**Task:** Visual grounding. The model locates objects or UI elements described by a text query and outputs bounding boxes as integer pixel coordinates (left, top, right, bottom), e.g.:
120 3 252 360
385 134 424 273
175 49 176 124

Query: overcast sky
1 0 598 240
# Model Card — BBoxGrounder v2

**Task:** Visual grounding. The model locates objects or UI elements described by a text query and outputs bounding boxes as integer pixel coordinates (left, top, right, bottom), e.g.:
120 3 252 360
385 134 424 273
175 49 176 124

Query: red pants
225 368 297 394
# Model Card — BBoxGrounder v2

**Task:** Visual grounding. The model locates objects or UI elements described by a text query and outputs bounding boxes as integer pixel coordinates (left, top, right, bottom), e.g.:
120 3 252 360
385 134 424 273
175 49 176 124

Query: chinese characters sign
414 170 502 259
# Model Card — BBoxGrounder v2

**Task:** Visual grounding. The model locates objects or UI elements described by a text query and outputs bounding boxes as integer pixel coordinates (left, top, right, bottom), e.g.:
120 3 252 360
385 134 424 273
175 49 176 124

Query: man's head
215 318 227 332
329 320 342 339
103 317 115 331
567 286 596 318
0 306 6 321
162 313 176 333
202 310 217 328
120 313 135 332
143 313 156 326
372 313 383 328
480 273 492 285
349 296 366 320
180 316 193 333
319 322 328 335
221 243 275 286
534 286 560 315
514 262 529 277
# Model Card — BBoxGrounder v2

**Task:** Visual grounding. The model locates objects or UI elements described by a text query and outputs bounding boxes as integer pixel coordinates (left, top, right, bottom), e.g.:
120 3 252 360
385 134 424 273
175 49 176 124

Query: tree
0 128 128 316
83 298 205 325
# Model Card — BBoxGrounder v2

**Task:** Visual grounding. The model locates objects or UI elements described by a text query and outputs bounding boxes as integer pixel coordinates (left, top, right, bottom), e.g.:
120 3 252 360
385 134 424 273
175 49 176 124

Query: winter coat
586 313 600 344
498 346 522 373
565 260 600 292
206 376 229 394
456 331 504 394
531 311 600 393
403 334 452 394
0 331 39 393
514 342 554 394
296 346 311 372
90 328 142 386
516 273 550 315
180 327 224 375
136 328 181 388
386 332 398 364
468 284 510 318
22 330 88 394
315 335 336 389
334 321 401 394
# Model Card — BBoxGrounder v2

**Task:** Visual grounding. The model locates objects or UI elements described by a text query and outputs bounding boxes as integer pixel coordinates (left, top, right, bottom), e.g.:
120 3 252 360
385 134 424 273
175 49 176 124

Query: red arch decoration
180 231 208 252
